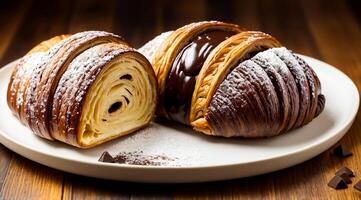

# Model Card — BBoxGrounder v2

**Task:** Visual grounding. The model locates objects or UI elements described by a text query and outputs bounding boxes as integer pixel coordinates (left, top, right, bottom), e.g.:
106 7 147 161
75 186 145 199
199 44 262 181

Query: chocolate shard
328 176 348 189
339 173 352 184
332 145 353 158
335 166 355 177
98 151 115 163
354 180 361 191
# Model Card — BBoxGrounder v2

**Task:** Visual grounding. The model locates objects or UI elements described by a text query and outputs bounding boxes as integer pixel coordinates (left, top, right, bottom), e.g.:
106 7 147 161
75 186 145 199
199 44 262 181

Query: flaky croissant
7 31 157 148
139 21 325 137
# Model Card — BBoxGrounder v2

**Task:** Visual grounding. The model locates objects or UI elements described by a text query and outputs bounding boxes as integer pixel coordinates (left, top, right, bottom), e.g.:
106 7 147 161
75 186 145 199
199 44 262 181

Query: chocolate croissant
139 21 325 137
7 31 157 148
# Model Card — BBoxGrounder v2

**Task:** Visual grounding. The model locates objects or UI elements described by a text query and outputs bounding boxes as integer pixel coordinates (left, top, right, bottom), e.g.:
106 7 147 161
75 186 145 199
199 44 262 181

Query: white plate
0 55 358 183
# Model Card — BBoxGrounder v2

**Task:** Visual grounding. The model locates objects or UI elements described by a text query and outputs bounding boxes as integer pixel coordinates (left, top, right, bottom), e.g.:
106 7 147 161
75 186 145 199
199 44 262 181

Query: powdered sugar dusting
99 123 208 166
51 42 132 142
272 47 312 126
11 31 124 138
138 31 173 61
207 46 324 137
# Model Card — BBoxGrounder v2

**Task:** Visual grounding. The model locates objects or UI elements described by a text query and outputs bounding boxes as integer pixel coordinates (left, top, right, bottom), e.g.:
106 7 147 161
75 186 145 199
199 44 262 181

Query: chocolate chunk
332 145 353 158
328 176 348 189
98 151 115 163
339 173 352 184
354 180 361 191
335 166 354 177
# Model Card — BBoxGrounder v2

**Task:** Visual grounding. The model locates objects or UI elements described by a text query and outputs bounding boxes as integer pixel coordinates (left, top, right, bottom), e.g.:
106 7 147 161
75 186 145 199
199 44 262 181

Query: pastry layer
7 31 157 148
51 43 157 147
190 31 282 134
143 21 244 119
206 47 325 137
7 35 70 127
27 35 70 55
139 21 325 138
25 31 126 139
139 31 173 62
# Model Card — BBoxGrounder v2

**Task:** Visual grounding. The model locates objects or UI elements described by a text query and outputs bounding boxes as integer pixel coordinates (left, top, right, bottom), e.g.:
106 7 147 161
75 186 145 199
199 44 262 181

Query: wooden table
1 0 361 199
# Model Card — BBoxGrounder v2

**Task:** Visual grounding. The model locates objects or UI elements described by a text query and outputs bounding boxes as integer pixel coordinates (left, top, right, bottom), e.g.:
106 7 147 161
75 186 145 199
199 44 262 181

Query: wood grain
0 0 71 199
0 0 30 196
301 0 361 199
0 157 63 200
257 1 330 199
0 0 360 199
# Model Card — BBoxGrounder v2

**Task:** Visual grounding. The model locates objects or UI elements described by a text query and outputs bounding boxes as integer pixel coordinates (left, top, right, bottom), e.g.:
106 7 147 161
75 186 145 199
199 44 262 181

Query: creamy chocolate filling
163 30 236 124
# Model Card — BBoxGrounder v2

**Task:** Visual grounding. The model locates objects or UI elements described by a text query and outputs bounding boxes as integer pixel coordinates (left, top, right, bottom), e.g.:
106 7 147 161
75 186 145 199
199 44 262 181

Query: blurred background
0 0 360 66
1 0 361 199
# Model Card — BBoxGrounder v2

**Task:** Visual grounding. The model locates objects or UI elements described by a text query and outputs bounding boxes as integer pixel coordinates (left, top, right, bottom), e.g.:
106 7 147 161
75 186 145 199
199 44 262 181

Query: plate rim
0 55 359 176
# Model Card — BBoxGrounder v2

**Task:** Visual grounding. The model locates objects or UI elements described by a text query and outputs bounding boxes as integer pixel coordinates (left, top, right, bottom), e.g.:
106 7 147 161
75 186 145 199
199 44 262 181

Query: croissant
139 21 325 137
7 31 157 148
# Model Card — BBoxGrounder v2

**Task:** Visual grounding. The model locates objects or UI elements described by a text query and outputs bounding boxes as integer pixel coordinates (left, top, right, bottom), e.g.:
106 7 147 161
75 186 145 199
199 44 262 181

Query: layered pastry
7 31 157 148
139 21 325 137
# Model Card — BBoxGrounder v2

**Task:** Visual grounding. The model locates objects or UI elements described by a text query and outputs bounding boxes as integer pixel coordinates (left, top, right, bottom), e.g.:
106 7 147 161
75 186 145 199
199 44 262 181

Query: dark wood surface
1 0 361 199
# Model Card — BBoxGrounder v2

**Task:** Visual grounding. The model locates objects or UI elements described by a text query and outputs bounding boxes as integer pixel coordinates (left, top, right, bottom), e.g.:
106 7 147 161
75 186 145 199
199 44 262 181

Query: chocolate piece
354 180 361 191
339 173 352 184
98 151 115 163
335 166 354 177
333 145 353 158
163 30 235 124
328 176 348 189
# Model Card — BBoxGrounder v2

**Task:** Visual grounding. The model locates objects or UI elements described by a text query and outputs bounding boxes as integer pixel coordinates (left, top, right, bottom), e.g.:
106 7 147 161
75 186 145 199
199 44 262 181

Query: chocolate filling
163 30 236 124
108 102 122 113
120 74 132 80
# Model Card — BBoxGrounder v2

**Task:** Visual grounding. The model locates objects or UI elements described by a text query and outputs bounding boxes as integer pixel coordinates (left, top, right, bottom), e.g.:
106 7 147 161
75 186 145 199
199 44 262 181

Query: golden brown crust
27 35 70 55
7 31 157 148
26 31 127 139
190 31 282 134
50 43 157 148
7 35 69 124
150 21 244 116
140 21 325 138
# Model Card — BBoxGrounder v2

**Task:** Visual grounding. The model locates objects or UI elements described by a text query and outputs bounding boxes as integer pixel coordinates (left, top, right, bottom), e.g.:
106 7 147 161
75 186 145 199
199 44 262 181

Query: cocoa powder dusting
98 151 178 166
